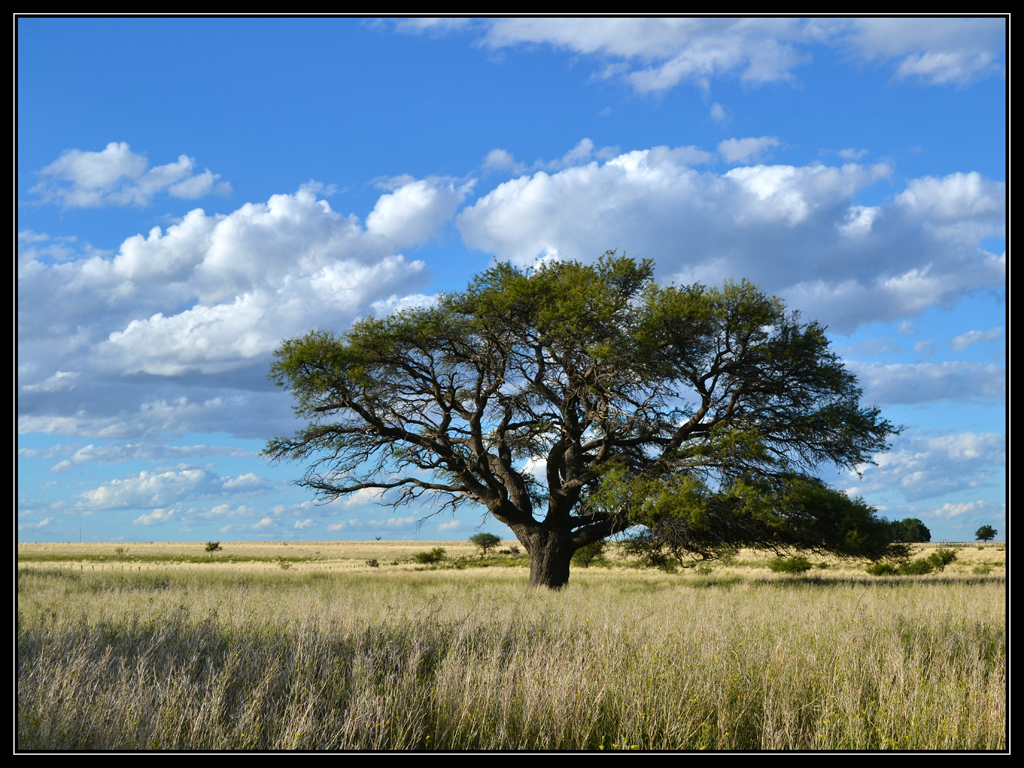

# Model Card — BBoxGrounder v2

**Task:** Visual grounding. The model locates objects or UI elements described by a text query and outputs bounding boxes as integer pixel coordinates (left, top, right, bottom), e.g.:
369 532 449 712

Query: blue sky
17 17 1006 544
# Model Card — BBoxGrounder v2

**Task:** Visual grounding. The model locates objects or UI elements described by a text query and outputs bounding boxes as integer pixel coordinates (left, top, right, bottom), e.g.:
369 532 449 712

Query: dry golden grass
16 540 1005 577
17 555 1006 751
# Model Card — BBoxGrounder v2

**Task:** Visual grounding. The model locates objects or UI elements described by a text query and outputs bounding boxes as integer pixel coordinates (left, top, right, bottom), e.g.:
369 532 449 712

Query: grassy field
17 542 1006 750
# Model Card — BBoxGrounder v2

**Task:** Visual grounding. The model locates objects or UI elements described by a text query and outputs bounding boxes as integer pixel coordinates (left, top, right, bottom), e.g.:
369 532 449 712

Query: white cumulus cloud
32 142 231 207
847 432 1005 503
951 327 1003 352
849 361 1005 405
22 371 80 393
77 468 272 511
457 148 1002 334
20 178 467 381
718 136 780 164
399 18 1004 93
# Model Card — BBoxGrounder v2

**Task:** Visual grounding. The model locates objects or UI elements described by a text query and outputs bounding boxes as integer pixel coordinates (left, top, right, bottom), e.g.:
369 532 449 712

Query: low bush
571 541 607 568
898 558 935 576
866 562 900 576
927 547 958 572
767 555 813 574
413 548 446 565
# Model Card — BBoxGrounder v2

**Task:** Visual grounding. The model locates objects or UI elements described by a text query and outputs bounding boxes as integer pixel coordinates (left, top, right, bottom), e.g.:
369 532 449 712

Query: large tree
265 255 901 587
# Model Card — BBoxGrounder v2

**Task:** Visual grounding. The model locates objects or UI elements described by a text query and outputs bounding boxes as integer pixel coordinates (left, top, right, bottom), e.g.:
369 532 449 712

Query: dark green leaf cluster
888 517 931 543
865 546 958 576
412 548 447 565
767 555 813 574
619 474 905 564
570 540 607 568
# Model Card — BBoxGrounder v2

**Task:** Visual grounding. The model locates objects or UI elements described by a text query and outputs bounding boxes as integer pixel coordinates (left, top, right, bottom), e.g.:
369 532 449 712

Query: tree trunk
516 527 575 589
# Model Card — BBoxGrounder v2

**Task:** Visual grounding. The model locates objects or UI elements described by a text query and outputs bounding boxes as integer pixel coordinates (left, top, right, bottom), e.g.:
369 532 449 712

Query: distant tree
265 255 902 588
975 525 997 542
469 532 502 556
205 541 222 554
570 539 607 568
890 518 931 543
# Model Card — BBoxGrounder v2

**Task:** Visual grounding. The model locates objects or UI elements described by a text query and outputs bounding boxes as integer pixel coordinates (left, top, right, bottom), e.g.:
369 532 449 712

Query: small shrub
204 541 222 554
366 559 380 568
767 555 813 574
508 544 520 555
927 547 958 572
866 562 900 576
695 563 713 576
973 564 992 575
571 540 607 568
652 553 679 573
898 558 934 575
413 547 446 565
277 557 292 570
718 547 740 566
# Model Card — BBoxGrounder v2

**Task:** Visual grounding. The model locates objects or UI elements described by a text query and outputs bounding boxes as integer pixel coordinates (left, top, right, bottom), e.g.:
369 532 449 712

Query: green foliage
366 559 380 568
570 540 607 568
264 254 901 587
898 558 935 576
767 555 813 574
469 533 503 556
621 530 680 572
613 471 905 564
975 525 997 542
873 558 941 576
889 518 931 543
865 562 900 576
926 547 958 572
413 548 447 565
204 542 222 554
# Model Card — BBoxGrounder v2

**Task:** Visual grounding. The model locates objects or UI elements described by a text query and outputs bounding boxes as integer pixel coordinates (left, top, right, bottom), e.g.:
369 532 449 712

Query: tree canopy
265 254 901 587
975 525 997 542
889 517 932 543
469 532 503 555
